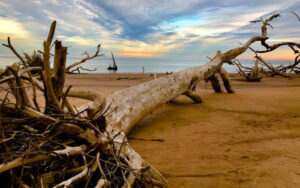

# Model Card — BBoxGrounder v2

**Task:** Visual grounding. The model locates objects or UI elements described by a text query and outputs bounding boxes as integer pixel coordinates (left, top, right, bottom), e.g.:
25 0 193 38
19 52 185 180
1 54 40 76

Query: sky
0 0 299 61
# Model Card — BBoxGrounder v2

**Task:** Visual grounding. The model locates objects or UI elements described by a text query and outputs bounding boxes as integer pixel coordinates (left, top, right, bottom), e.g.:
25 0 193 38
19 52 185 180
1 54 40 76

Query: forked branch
66 44 103 73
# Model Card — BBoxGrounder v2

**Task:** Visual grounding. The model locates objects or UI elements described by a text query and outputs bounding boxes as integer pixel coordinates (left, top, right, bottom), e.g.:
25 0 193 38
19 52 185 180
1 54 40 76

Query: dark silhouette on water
107 53 118 71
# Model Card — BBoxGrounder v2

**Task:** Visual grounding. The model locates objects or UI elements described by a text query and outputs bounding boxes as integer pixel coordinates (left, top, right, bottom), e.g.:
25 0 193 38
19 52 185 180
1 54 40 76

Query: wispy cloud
0 0 299 61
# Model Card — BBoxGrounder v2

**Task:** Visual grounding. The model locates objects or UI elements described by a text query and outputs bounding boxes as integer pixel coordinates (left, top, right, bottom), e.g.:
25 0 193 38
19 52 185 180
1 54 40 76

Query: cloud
84 0 297 40
0 17 29 38
57 35 99 46
0 0 299 61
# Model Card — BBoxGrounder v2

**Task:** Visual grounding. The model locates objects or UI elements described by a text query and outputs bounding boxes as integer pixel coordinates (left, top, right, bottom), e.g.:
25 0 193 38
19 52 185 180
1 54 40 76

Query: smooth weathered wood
220 67 234 93
42 21 62 113
53 40 67 100
208 74 222 93
234 59 263 82
0 146 85 173
256 55 292 78
66 44 102 73
6 64 33 108
184 90 203 103
67 89 106 119
104 51 222 134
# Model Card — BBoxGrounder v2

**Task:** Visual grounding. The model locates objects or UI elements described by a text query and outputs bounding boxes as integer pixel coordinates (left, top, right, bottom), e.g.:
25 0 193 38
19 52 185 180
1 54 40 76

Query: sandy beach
60 73 300 187
1 1 300 187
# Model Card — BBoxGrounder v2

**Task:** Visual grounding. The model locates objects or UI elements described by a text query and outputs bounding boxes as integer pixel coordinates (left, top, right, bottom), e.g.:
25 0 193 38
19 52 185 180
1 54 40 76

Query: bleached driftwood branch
233 59 263 82
237 13 300 79
66 44 103 73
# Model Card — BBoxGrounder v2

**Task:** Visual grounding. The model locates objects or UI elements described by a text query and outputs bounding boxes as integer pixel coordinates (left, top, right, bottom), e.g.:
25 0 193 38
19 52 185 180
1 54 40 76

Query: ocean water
0 55 293 74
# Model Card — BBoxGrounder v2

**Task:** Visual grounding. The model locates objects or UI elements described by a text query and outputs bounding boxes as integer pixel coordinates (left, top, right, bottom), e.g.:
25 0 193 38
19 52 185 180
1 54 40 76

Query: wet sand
64 73 300 188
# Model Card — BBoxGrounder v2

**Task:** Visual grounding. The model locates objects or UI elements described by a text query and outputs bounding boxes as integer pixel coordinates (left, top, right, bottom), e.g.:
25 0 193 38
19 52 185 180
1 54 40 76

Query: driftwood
292 11 300 22
234 13 300 80
234 55 297 81
0 13 299 187
234 59 263 82
255 55 294 78
66 44 103 73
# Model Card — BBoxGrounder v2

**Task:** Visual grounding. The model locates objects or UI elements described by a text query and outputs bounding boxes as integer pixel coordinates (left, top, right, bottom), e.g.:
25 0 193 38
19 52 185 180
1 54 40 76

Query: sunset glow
0 0 299 61
0 17 29 38
117 51 161 58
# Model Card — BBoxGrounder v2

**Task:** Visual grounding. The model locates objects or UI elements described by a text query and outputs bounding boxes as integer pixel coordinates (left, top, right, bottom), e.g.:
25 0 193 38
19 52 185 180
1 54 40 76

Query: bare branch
66 44 103 72
41 20 62 113
292 11 300 22
68 66 97 74
0 145 86 174
256 55 293 78
2 37 27 67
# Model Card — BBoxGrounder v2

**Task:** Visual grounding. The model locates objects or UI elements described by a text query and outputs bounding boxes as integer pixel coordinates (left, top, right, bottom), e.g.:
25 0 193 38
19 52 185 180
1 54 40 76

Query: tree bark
103 51 223 134
184 90 203 103
53 40 67 100
207 74 222 93
42 21 62 113
92 51 232 186
219 67 234 93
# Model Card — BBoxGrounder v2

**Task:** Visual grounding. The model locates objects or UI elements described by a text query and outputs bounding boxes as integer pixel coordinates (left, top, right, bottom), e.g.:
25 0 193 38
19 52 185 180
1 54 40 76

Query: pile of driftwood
0 13 299 187
234 59 263 82
234 13 300 81
0 22 140 188
234 54 299 81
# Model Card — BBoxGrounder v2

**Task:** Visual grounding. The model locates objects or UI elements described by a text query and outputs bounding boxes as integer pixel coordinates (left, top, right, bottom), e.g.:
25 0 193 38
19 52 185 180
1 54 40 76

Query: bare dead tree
233 13 300 81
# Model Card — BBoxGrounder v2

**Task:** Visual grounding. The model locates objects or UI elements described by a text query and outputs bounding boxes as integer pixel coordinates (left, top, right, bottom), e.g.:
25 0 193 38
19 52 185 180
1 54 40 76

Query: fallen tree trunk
93 52 231 186
76 20 267 185
104 51 224 134
76 21 267 185
74 51 231 186
87 30 263 135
